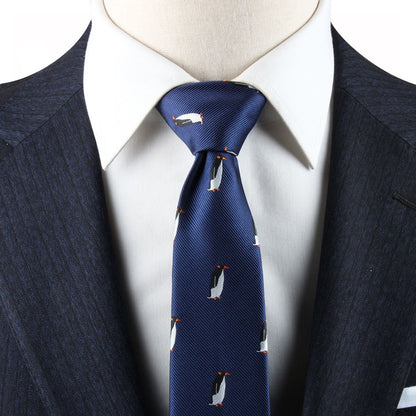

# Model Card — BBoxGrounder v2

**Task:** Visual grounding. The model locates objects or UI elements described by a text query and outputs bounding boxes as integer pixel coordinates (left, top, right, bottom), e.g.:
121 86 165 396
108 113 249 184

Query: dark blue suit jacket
0 23 415 415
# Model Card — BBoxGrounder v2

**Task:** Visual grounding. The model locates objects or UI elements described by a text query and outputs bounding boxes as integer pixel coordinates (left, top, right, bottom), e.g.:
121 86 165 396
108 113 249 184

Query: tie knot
156 80 266 155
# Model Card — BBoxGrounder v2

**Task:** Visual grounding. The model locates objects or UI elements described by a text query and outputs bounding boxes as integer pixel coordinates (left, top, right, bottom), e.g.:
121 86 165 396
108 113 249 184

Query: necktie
156 80 270 416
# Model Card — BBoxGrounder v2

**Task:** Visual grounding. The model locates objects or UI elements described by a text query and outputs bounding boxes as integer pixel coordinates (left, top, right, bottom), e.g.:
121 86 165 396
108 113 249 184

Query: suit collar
84 0 333 170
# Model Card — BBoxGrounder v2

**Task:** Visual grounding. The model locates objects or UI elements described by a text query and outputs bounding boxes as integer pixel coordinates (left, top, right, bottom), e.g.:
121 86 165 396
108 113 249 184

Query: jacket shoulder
0 22 92 156
332 25 416 149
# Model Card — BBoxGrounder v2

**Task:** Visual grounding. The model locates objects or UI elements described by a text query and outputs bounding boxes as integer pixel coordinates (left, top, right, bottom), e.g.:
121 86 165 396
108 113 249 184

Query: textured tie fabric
156 80 270 416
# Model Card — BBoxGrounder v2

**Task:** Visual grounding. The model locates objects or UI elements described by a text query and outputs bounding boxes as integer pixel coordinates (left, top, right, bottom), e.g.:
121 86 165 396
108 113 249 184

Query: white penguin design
208 265 229 300
170 317 180 352
208 155 227 192
257 320 268 353
209 371 230 407
253 218 260 247
172 112 203 127
174 207 184 242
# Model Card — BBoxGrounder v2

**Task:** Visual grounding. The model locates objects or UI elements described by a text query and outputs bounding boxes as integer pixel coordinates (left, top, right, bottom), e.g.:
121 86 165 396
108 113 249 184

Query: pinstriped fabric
332 28 416 147
0 140 12 159
0 22 146 413
301 27 416 416
0 88 147 414
0 307 46 416
306 89 416 415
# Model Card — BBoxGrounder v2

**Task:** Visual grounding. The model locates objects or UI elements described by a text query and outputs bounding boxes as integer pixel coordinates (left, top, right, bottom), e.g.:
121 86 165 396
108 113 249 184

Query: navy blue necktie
156 80 270 416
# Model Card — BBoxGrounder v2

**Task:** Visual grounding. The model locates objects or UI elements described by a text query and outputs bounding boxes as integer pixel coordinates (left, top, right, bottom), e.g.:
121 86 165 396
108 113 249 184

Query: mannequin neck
103 0 319 81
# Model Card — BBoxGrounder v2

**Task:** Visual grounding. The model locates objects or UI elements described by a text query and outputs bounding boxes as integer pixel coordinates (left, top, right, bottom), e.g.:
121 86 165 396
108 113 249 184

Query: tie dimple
156 80 270 416
156 80 266 155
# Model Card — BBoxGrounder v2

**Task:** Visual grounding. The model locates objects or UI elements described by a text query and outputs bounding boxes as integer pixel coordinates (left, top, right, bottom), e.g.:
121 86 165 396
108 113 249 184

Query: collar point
304 153 317 171
97 149 116 171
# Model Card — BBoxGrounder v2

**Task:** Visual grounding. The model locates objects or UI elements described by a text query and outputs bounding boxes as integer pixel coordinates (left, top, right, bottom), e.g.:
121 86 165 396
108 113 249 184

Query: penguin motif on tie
172 112 203 126
208 265 229 300
170 317 180 352
209 371 230 407
257 320 268 353
174 207 184 242
208 155 227 192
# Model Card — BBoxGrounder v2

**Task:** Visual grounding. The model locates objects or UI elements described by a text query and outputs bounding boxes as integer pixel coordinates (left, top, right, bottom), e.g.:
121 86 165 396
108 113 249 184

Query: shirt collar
83 0 334 170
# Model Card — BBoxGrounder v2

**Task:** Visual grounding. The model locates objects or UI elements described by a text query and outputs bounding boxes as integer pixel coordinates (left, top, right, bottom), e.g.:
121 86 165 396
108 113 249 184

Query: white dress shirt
83 0 334 413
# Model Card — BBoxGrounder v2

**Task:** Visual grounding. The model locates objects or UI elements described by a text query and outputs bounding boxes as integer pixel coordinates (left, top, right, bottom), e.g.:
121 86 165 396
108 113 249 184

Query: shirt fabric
83 0 334 413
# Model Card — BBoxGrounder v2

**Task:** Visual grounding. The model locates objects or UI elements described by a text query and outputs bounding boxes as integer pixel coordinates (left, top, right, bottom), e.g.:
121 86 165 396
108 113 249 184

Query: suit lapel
0 24 146 414
302 27 416 415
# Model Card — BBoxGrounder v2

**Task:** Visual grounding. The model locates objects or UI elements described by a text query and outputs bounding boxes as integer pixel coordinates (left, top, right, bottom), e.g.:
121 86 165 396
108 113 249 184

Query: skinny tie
156 80 270 416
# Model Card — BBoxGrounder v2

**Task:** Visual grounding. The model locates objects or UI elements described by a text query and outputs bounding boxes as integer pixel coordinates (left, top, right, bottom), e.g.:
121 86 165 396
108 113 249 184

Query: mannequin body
103 0 320 80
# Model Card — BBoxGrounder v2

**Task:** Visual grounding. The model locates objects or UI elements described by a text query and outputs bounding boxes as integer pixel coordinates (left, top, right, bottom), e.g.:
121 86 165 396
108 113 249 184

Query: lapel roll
302 27 416 415
0 24 146 415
